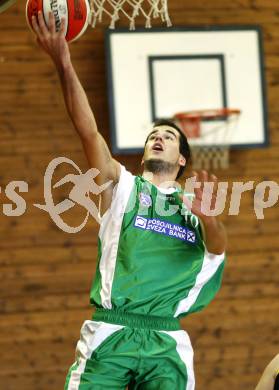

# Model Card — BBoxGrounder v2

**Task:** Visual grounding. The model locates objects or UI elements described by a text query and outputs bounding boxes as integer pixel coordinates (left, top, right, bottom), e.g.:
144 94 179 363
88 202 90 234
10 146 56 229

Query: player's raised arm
31 11 120 186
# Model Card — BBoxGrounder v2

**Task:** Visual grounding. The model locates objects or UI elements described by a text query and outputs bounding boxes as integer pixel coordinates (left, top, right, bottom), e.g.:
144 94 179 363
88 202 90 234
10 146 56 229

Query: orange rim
174 108 241 121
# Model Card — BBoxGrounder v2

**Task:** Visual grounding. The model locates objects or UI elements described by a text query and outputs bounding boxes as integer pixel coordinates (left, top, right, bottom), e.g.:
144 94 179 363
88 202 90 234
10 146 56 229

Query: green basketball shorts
64 309 195 390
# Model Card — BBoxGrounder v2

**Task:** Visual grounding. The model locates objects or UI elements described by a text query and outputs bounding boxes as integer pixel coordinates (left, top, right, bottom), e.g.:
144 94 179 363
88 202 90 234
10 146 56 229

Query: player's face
143 126 182 164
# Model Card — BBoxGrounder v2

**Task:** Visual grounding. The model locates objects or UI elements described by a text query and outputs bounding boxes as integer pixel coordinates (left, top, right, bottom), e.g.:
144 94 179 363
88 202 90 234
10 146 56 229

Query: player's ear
141 157 144 166
179 155 186 167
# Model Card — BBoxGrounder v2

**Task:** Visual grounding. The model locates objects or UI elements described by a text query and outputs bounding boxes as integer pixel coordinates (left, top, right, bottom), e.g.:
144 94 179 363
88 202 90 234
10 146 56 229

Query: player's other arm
31 12 120 187
255 354 279 390
199 217 227 255
183 171 227 255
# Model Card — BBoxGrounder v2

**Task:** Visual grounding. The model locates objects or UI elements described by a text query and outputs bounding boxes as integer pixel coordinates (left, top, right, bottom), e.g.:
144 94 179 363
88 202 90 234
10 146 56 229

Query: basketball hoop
174 108 241 170
89 0 172 30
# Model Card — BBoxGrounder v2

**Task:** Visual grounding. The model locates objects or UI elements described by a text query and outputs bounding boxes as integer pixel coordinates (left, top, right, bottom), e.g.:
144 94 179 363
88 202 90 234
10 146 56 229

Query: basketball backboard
105 26 268 153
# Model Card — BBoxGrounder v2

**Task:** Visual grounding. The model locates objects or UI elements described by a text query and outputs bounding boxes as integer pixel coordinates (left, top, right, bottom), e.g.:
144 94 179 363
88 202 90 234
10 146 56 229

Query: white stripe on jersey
99 165 135 309
174 249 225 317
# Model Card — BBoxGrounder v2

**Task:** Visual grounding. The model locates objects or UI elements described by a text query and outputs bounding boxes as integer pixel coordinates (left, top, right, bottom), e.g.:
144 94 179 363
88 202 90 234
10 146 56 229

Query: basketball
26 0 90 42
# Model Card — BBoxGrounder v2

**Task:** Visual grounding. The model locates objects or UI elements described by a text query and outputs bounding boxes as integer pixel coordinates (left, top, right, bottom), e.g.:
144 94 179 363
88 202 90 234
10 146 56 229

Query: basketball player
255 354 279 390
32 12 227 390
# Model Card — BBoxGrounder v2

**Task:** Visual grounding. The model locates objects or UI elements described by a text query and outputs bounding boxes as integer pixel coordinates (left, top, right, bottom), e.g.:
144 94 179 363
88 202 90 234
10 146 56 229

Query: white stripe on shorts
67 320 124 390
160 329 195 390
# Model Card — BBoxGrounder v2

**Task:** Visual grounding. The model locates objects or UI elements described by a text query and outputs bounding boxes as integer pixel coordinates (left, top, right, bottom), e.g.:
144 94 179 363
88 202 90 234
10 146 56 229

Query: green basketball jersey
90 165 225 319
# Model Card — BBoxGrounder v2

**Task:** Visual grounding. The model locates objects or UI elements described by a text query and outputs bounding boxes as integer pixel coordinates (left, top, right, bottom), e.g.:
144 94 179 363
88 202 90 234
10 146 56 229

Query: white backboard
106 27 269 153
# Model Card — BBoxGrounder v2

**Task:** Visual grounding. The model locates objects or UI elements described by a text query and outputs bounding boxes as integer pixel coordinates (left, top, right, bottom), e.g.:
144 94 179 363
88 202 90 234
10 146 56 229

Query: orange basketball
26 0 90 42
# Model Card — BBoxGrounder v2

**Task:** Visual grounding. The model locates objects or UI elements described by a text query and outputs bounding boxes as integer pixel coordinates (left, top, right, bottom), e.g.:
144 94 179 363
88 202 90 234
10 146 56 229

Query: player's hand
31 11 71 68
181 170 219 222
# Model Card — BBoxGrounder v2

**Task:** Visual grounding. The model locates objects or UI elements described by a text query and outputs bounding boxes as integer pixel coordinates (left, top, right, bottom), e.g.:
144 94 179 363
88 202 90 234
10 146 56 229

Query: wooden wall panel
0 1 278 389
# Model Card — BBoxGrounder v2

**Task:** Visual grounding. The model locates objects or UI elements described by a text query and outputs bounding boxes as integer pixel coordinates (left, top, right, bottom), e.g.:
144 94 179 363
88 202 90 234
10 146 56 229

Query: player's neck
142 170 177 189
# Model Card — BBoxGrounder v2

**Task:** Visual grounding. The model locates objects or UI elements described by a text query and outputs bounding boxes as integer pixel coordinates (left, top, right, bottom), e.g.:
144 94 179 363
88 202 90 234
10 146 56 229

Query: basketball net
89 0 172 30
174 109 241 170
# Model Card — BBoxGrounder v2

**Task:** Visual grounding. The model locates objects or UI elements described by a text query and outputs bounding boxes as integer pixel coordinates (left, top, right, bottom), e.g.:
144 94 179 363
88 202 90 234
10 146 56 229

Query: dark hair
145 119 191 179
